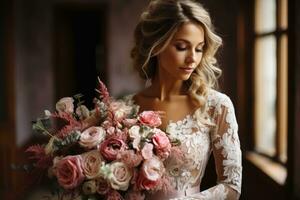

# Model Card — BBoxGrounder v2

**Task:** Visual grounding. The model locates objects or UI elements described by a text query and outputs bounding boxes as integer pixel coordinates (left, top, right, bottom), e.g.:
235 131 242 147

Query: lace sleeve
171 94 242 200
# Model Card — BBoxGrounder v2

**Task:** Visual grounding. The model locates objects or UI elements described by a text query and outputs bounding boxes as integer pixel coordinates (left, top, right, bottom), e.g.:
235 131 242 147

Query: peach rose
79 126 106 149
55 155 84 190
108 161 133 191
138 111 161 127
81 150 103 179
100 137 127 161
55 97 74 114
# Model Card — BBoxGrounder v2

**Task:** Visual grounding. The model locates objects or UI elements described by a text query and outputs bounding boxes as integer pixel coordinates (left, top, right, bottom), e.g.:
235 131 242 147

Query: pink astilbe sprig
51 112 82 138
154 175 175 194
96 77 111 104
26 145 53 169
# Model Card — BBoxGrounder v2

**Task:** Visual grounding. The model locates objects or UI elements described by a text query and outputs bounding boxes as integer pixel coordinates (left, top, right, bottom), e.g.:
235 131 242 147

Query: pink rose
81 150 103 179
138 111 162 127
152 129 171 159
55 97 74 114
125 190 145 200
54 155 84 190
141 143 153 160
117 150 143 168
96 178 110 195
108 161 133 191
79 126 106 149
100 137 127 161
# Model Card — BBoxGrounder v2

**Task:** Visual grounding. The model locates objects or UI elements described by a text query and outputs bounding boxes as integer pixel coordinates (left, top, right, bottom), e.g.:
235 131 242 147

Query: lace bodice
126 89 242 200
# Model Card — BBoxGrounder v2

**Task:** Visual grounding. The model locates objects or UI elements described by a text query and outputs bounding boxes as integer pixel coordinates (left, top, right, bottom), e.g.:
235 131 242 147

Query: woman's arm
172 94 242 200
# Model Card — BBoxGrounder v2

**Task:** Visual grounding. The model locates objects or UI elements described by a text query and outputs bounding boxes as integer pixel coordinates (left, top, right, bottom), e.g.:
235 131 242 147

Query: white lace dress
128 89 242 200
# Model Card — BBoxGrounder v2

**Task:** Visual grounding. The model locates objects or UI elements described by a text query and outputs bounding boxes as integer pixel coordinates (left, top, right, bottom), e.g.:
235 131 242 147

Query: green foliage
32 117 53 137
52 131 81 152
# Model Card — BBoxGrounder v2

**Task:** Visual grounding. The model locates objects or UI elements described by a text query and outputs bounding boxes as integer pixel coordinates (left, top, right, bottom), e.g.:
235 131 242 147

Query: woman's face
157 22 205 81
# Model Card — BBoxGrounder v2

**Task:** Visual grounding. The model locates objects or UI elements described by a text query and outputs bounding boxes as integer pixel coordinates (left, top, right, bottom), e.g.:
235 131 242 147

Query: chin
178 74 192 81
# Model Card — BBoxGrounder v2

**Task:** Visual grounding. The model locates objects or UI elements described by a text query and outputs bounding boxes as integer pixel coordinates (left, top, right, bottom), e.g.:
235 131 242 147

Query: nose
185 50 196 64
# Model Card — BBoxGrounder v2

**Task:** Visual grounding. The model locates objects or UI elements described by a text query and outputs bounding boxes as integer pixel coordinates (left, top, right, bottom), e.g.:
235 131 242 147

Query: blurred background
0 0 299 199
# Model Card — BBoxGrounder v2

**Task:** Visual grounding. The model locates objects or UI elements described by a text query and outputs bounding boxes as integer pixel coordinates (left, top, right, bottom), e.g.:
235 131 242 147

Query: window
254 0 288 165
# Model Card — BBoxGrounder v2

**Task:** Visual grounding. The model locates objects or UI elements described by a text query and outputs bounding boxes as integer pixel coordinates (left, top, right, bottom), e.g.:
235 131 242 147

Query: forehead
172 22 205 43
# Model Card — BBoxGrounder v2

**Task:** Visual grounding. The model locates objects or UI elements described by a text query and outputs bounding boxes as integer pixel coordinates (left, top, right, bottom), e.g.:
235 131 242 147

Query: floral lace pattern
126 89 242 200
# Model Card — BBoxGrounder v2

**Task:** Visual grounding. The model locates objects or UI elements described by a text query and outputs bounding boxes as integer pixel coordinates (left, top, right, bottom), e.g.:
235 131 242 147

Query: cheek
196 54 203 64
159 50 186 69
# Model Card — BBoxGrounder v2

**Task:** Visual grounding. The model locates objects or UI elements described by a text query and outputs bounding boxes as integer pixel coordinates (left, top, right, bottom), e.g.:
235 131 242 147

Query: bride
128 0 242 199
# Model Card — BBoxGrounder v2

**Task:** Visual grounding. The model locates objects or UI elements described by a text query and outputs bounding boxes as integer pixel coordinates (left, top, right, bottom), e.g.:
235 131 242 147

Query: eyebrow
174 38 205 45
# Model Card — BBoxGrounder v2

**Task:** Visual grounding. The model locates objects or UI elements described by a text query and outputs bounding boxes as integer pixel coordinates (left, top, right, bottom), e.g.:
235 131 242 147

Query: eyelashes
175 45 203 53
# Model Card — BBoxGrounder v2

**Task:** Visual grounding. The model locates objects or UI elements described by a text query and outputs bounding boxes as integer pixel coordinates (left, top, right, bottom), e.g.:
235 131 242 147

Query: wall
14 0 147 146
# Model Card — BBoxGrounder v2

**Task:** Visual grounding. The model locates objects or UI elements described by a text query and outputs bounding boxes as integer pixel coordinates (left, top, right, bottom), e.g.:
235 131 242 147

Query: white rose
79 126 106 149
55 97 74 114
108 161 133 191
110 101 132 119
129 126 141 150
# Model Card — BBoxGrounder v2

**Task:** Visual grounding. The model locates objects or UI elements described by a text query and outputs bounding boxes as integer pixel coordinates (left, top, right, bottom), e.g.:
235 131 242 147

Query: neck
149 71 187 101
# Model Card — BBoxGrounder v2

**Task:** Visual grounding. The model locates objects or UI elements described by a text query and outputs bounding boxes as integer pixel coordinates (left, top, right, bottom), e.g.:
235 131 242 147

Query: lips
179 67 194 73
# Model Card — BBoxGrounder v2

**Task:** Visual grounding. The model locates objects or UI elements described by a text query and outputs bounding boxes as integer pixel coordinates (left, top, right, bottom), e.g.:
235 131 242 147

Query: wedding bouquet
26 78 177 200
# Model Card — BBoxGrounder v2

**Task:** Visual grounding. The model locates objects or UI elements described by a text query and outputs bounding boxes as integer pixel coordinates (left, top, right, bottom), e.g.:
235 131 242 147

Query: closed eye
175 45 187 51
196 48 203 53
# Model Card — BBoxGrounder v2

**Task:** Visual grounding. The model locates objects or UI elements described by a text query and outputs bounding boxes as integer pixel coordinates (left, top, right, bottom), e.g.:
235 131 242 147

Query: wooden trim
286 0 296 198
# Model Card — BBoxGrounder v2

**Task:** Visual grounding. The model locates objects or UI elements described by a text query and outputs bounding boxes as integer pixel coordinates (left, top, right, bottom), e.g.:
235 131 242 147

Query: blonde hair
131 0 222 125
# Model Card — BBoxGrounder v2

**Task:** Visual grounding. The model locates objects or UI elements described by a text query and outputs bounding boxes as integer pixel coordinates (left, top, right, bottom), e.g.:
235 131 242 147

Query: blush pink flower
55 97 74 114
81 150 103 179
138 111 162 127
123 118 138 127
141 156 164 182
136 172 159 190
79 126 106 149
117 150 143 168
141 143 153 160
100 137 127 161
54 155 84 190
